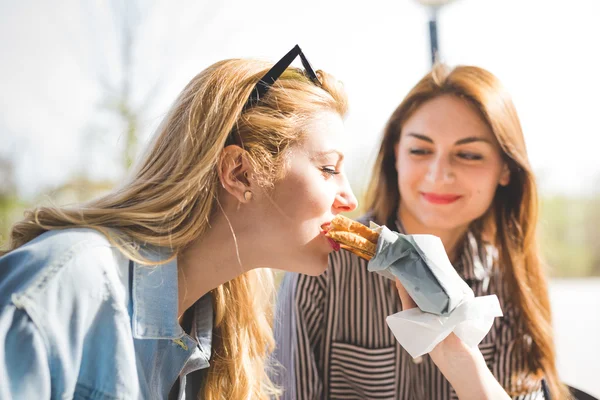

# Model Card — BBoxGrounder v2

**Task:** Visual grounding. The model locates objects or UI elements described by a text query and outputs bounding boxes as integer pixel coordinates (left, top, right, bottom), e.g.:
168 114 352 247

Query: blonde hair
366 64 569 399
4 58 348 399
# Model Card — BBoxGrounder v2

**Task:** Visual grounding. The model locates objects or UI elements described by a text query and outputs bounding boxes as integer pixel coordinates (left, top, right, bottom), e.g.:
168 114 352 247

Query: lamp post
415 0 456 66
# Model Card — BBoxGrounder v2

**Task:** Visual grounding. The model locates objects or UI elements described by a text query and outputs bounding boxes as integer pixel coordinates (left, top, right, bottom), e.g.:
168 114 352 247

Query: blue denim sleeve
0 305 51 399
0 230 137 399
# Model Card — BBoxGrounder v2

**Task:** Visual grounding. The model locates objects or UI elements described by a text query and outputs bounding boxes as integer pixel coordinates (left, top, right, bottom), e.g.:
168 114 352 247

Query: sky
1 0 599 198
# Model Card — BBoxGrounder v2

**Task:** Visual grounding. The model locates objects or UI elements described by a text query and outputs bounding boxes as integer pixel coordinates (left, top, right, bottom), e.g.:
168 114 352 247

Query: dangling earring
243 190 253 201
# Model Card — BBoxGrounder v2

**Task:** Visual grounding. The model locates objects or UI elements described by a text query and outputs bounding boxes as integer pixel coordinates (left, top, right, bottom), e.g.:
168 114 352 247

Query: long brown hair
3 59 348 399
365 64 568 399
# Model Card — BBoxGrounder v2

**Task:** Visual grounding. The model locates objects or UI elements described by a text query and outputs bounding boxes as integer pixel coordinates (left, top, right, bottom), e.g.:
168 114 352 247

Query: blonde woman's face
260 111 358 276
395 95 510 232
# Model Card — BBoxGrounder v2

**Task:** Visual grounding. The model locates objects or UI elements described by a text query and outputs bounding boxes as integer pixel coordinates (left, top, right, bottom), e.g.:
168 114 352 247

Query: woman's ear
499 162 511 187
219 145 253 203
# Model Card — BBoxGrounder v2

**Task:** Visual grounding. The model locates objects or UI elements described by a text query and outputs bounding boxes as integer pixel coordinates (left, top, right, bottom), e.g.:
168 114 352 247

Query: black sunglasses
226 45 321 146
243 44 321 110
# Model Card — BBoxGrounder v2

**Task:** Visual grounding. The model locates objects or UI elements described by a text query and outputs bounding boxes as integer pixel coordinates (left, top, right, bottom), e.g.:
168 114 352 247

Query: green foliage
0 177 114 251
0 195 27 248
539 196 600 277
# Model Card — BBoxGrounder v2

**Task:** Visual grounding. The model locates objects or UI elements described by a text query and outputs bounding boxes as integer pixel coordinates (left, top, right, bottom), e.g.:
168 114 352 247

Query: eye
320 166 340 176
457 152 483 161
409 148 432 156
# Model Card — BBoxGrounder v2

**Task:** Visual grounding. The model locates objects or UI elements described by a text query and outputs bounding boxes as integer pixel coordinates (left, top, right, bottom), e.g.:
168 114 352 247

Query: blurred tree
0 157 14 196
72 0 218 170
3 1 221 248
585 178 600 275
539 196 597 277
43 176 115 206
86 0 157 170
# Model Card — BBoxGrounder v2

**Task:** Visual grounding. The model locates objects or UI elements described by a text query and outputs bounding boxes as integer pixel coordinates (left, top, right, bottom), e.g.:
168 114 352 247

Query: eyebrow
310 150 344 161
406 133 491 145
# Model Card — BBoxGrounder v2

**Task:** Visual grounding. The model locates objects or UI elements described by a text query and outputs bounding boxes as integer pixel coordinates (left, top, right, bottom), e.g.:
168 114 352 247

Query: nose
425 154 455 184
333 176 358 213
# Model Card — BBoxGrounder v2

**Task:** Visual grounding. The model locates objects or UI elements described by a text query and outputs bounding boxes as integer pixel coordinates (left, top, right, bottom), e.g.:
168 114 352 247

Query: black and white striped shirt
272 217 544 400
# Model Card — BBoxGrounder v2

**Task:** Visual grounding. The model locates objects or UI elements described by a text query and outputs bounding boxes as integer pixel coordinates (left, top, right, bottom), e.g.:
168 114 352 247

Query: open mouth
320 222 332 235
320 222 339 251
327 237 341 251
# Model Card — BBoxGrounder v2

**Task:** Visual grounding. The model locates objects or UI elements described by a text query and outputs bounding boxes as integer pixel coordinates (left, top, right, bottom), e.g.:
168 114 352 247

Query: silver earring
243 190 253 201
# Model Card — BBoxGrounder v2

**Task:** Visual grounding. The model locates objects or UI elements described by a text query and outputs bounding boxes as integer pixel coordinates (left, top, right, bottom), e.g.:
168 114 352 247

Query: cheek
397 158 424 193
300 177 336 218
272 173 332 222
463 167 501 204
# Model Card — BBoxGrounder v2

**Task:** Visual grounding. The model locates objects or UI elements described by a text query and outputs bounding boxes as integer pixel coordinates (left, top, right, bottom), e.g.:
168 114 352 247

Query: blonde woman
274 64 570 399
0 46 358 400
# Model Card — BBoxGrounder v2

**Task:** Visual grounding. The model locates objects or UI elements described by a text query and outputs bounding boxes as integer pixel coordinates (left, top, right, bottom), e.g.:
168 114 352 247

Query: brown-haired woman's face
395 95 510 232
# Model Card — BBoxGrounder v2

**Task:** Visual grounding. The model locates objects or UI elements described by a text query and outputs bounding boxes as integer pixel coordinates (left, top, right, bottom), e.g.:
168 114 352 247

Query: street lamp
415 0 457 66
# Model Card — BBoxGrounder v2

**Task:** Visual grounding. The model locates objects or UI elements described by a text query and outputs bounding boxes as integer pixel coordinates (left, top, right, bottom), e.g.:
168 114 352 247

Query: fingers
395 279 417 310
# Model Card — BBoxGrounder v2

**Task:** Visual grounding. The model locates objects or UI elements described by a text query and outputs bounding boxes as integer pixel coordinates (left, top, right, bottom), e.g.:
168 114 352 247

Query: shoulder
0 229 138 398
0 228 129 309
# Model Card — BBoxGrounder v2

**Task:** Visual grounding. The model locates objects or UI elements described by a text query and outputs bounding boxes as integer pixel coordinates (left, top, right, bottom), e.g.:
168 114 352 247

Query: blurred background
1 0 599 396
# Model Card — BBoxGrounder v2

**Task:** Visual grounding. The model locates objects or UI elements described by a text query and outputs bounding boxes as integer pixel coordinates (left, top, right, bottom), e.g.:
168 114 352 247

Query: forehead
298 111 345 152
402 95 494 141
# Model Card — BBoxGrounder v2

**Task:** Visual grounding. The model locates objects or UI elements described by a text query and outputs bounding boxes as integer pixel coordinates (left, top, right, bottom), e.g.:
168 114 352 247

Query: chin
422 216 469 231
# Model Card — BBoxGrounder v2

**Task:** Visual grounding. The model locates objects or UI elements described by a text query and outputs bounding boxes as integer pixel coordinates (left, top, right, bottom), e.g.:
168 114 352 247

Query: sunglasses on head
226 45 321 146
243 44 321 110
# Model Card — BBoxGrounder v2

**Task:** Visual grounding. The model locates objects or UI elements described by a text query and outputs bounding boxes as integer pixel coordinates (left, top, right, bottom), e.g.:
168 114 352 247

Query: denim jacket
0 228 213 399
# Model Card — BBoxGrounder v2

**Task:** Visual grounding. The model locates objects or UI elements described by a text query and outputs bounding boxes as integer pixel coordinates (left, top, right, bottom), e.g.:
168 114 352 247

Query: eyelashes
320 166 340 176
456 152 483 161
409 148 431 156
409 148 483 161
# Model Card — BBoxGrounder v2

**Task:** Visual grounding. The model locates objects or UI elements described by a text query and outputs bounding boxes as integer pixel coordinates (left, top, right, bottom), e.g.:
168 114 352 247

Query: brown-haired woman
274 64 569 399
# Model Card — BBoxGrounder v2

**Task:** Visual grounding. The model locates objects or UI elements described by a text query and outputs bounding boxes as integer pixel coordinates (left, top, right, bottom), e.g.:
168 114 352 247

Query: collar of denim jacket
129 246 213 346
186 292 213 367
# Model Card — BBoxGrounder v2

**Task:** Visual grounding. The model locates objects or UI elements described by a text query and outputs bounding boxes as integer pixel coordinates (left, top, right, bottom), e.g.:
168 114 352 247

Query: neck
176 205 261 318
397 206 468 263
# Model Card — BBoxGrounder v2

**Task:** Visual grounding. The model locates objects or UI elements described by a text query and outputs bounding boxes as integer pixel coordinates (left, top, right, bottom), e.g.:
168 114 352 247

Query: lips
327 237 341 251
320 222 331 233
320 222 340 251
421 192 462 205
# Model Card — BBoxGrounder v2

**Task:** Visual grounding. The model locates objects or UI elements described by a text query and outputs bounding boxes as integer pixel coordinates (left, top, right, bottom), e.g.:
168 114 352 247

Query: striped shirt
272 216 545 400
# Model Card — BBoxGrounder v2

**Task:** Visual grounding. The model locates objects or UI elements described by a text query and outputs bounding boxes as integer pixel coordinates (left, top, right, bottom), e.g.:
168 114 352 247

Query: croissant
325 215 379 260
